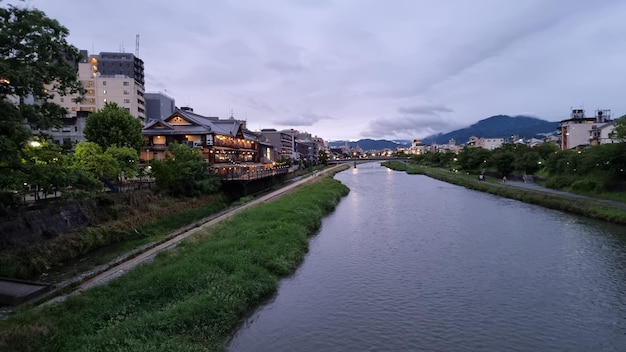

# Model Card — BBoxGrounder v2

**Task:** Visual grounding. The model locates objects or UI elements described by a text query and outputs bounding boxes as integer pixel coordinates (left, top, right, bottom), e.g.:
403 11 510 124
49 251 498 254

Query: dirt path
42 165 346 306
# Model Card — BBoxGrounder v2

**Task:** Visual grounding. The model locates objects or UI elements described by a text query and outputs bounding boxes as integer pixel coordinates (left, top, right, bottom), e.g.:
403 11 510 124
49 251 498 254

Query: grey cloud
398 105 454 116
361 115 463 140
273 112 334 127
265 61 305 73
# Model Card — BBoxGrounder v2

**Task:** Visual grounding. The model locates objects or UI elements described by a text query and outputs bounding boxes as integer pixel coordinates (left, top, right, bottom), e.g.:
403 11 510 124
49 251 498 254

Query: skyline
7 0 626 141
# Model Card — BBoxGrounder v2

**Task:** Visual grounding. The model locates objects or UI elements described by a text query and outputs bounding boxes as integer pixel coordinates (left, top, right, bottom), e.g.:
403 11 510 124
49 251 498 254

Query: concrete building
43 50 146 146
558 109 612 149
467 136 504 150
260 129 296 160
145 92 176 122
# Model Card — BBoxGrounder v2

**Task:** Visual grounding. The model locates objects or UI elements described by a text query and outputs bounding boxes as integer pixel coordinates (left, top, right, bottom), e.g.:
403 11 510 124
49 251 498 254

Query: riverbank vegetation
402 140 626 202
382 161 626 224
0 176 349 352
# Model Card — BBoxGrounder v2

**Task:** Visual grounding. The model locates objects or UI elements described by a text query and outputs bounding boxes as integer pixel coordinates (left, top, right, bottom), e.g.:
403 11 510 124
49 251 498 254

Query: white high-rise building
42 50 145 147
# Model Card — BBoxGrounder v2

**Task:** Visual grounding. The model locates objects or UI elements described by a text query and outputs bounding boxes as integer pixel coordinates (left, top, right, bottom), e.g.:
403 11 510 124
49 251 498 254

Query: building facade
42 50 146 146
145 92 176 122
558 109 611 149
142 109 281 179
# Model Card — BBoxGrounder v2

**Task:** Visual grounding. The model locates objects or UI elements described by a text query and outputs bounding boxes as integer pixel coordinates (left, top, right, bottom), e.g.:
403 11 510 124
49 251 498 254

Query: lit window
87 81 93 87
102 90 107 94
103 98 107 103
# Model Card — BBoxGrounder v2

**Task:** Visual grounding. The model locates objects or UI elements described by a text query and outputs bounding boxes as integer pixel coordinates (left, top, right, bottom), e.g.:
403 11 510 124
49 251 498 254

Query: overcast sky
10 0 626 141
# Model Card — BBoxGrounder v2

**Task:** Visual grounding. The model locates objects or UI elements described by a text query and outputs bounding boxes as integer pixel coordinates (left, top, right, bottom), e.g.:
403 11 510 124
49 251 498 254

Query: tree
318 149 329 165
457 147 491 172
151 142 220 197
610 116 626 141
105 146 139 181
0 4 83 193
72 142 119 180
83 103 144 152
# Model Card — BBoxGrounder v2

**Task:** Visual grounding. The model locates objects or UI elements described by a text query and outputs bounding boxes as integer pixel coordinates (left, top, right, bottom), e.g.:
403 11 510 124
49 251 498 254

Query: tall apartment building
43 50 146 146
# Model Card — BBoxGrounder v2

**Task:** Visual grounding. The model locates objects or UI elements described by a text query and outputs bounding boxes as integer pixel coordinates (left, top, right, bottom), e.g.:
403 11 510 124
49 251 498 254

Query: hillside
327 139 409 151
328 115 559 151
421 115 559 145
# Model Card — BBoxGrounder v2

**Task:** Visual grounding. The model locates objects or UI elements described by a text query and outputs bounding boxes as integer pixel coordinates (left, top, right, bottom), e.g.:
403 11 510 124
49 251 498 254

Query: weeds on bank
0 194 230 279
382 161 626 224
0 177 350 352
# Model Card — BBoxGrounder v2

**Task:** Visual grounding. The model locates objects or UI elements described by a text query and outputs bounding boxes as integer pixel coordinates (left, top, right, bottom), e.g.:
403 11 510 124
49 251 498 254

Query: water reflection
229 163 626 352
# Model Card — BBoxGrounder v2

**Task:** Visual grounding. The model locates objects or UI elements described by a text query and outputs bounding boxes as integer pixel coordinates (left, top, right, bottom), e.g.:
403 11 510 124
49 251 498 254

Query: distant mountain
328 139 410 151
421 115 559 145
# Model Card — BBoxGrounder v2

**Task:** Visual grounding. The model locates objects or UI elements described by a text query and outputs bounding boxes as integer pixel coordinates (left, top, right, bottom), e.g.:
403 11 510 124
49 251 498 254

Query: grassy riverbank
382 161 626 224
0 176 349 352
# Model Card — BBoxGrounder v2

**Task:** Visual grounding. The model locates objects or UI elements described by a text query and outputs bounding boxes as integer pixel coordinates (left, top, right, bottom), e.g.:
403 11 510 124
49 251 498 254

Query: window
124 107 130 112
123 90 129 95
87 81 94 87
103 90 107 94
102 81 106 86
103 98 107 103
124 99 130 103
71 107 77 111
123 81 129 86
87 98 95 104
60 98 64 102
87 89 94 95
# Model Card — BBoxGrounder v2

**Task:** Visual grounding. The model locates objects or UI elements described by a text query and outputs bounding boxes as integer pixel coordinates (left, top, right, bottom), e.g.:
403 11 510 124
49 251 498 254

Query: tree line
0 4 219 208
408 128 626 193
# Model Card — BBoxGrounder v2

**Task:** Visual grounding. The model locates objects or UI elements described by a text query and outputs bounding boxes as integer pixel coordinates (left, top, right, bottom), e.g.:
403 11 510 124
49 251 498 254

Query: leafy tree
105 146 139 181
0 4 83 192
72 142 119 179
610 116 626 141
318 149 329 165
513 151 541 175
151 142 220 197
83 103 144 152
490 150 515 177
457 147 491 172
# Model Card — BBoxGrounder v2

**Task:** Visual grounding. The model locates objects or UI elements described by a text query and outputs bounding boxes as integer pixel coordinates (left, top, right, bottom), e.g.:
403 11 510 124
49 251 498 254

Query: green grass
0 176 350 352
381 161 626 224
0 196 230 280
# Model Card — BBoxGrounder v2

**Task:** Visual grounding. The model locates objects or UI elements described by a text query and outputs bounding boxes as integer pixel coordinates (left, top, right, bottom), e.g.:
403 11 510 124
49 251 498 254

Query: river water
228 163 626 351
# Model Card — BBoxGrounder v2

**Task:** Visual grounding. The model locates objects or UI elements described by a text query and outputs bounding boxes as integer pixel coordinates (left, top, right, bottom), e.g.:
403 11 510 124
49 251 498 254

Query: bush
571 179 605 193
544 175 577 190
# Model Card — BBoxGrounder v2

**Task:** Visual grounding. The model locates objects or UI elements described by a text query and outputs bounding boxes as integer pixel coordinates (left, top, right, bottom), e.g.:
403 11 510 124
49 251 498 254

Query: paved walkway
498 180 626 211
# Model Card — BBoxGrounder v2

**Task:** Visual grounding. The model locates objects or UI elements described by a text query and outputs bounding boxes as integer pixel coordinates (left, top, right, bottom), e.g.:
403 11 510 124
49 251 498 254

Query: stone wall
0 201 99 250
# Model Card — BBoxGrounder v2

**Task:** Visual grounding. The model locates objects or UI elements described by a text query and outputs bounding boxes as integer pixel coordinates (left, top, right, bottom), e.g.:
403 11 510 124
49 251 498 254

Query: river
228 162 626 351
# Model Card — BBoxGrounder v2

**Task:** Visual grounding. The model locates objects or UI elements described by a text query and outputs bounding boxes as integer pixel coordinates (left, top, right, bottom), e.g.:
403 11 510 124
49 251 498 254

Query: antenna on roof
135 34 140 56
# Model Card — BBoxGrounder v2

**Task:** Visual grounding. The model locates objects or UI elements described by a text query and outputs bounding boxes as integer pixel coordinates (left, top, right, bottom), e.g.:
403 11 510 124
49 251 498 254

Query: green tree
105 146 140 181
514 151 541 175
83 103 144 152
457 147 491 172
0 4 83 192
490 150 515 177
72 142 119 179
610 116 626 141
318 149 329 165
151 142 220 197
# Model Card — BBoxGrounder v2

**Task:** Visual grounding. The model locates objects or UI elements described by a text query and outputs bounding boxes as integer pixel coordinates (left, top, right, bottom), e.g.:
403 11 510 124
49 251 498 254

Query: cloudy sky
9 0 626 141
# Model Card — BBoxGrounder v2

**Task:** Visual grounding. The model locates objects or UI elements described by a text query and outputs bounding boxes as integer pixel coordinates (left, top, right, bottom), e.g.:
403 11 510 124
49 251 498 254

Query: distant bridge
326 157 409 165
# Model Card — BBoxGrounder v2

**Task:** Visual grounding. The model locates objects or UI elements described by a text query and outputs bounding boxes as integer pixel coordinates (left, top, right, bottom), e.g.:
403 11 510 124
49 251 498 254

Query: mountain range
328 115 559 151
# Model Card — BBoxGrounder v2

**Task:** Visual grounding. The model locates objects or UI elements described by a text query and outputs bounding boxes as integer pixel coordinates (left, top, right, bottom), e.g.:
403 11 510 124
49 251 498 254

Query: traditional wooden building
142 108 284 180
